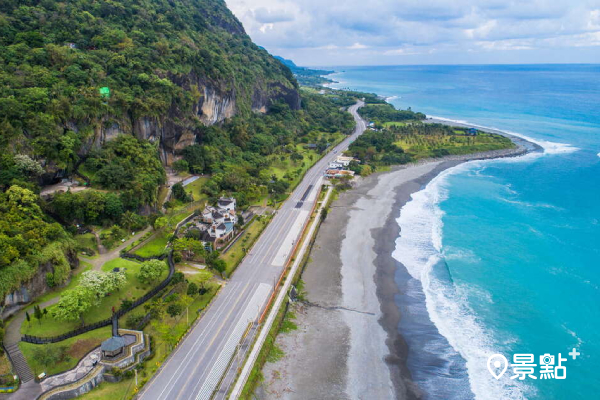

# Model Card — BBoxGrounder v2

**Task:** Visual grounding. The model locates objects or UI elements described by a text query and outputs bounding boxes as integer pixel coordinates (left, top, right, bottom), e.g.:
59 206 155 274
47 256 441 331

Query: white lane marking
271 210 309 267
152 282 246 400
195 283 272 400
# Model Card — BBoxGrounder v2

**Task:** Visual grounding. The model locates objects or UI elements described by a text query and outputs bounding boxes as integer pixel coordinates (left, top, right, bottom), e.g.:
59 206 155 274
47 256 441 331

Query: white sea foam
428 115 579 155
443 246 481 264
392 162 532 400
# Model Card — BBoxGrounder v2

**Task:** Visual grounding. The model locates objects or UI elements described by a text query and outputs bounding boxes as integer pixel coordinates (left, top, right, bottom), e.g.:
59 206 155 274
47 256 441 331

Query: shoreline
256 128 537 399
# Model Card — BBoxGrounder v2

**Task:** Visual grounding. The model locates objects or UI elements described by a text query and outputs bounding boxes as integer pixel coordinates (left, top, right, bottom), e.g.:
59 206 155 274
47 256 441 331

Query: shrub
166 303 183 317
126 313 144 329
187 282 198 296
137 260 165 284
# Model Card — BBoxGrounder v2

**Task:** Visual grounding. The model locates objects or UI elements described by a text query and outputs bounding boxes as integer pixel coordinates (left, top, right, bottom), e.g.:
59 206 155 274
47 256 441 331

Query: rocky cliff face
1 250 79 319
79 77 301 165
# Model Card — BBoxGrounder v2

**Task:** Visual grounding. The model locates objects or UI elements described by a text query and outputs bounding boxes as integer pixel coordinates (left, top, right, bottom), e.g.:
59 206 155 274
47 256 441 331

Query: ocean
328 65 600 400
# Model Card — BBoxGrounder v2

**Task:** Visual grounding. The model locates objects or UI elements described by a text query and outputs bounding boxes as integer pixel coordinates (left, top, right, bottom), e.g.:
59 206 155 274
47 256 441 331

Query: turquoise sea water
329 65 600 400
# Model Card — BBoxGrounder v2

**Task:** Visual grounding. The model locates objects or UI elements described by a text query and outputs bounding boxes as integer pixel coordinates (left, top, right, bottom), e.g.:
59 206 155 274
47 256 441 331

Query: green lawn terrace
133 231 171 258
20 258 168 338
393 124 515 158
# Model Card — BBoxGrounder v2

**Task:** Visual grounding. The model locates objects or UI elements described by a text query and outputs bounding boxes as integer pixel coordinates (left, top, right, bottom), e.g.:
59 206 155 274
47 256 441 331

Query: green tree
80 270 126 300
172 160 189 172
187 282 198 296
166 303 183 317
33 305 44 325
52 287 95 325
137 259 165 284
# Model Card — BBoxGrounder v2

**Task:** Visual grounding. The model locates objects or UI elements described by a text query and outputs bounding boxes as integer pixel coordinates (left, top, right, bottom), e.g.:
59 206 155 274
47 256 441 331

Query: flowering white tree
80 270 127 302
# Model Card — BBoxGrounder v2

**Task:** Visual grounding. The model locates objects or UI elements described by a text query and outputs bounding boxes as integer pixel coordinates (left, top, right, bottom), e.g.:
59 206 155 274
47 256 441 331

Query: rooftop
101 336 126 352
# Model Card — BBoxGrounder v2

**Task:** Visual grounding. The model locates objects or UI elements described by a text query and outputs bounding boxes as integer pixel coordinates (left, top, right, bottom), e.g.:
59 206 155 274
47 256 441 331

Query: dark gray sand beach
255 141 533 400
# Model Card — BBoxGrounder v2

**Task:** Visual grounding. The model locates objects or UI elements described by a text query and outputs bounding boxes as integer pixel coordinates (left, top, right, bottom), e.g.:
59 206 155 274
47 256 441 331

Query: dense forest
0 186 73 301
358 103 426 124
0 0 359 304
0 0 299 175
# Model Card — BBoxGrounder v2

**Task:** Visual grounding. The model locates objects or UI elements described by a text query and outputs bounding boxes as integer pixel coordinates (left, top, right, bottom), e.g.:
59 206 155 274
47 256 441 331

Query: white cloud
225 0 600 65
348 42 368 49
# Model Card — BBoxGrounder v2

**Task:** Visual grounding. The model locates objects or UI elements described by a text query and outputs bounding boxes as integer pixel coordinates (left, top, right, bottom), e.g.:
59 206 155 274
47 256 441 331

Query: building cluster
185 197 238 248
325 155 357 178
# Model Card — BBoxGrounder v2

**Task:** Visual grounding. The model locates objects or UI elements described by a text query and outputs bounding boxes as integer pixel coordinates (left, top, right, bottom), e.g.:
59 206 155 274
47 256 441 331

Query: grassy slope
21 259 168 337
20 326 111 376
133 232 170 258
395 131 515 158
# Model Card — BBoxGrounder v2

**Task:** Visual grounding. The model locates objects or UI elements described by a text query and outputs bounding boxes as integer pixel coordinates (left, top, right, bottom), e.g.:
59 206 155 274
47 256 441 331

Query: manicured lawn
184 176 209 202
134 232 170 258
177 264 213 283
20 326 111 376
77 379 134 400
21 259 168 337
383 121 408 127
221 216 271 276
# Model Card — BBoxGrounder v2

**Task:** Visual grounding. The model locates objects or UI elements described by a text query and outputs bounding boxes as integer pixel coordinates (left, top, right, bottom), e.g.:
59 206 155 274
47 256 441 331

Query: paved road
138 101 367 400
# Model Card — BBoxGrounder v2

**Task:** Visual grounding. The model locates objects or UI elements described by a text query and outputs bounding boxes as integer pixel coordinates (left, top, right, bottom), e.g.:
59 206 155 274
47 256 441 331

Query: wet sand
256 144 530 400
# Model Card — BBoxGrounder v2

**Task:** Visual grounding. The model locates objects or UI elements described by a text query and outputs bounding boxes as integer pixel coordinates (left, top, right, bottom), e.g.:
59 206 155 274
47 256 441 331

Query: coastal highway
138 101 367 400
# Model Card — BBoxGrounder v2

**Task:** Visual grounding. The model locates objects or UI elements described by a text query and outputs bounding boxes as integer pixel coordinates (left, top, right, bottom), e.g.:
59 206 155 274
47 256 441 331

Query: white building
335 156 355 167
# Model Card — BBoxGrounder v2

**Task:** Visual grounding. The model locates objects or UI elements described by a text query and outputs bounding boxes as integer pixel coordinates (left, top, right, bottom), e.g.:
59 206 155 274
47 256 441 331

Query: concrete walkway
2 295 62 400
80 226 152 270
41 349 101 392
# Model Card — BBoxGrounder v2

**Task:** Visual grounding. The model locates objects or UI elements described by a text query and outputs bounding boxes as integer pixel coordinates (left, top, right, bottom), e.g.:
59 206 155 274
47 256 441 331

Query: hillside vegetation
0 0 357 307
0 0 299 176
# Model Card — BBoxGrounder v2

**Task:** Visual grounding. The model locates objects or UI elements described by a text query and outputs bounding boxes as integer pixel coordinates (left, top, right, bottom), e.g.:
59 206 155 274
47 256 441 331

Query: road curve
138 101 367 400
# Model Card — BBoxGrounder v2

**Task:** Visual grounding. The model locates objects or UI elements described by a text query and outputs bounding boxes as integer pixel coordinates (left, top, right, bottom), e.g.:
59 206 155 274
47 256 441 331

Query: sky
224 0 600 66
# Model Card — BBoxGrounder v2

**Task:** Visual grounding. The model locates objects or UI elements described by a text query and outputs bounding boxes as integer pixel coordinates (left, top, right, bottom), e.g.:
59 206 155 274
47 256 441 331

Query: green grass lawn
184 176 209 202
383 121 409 127
177 264 213 283
20 326 111 376
133 232 170 258
395 131 514 158
266 139 344 196
221 216 271 276
21 259 168 337
77 379 135 400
